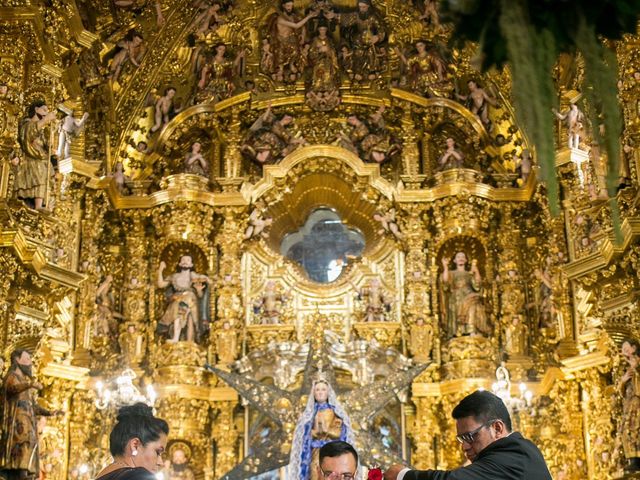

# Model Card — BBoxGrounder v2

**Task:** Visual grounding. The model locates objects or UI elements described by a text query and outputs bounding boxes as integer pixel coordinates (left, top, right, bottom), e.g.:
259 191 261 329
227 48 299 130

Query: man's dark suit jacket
404 432 552 480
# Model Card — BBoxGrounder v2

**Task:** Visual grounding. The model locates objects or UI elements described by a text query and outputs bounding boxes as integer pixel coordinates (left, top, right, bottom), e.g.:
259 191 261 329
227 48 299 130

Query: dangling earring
132 449 138 457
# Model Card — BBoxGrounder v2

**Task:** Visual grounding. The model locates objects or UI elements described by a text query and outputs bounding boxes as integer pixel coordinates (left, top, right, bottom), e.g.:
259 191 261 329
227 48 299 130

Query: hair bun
116 402 153 422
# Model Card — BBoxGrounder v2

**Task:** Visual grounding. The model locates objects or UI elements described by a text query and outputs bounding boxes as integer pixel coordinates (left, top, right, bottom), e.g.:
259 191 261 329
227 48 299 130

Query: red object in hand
368 468 383 480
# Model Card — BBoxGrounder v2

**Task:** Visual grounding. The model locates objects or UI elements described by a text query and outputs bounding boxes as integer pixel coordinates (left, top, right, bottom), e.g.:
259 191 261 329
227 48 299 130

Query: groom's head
453 390 512 462
318 441 358 480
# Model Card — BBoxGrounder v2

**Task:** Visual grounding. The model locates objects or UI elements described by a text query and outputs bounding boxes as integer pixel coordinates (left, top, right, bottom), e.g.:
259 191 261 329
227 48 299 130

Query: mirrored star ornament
206 329 428 479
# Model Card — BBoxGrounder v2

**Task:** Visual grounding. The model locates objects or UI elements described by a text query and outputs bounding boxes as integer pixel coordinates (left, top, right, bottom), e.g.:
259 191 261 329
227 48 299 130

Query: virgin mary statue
288 378 355 480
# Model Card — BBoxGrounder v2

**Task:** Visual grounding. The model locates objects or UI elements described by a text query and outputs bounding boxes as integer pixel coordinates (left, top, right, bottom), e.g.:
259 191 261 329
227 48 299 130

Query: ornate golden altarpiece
0 0 639 479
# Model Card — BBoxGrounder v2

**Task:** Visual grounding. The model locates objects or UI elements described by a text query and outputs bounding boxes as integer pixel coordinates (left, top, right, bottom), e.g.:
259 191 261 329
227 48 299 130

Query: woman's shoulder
97 467 157 480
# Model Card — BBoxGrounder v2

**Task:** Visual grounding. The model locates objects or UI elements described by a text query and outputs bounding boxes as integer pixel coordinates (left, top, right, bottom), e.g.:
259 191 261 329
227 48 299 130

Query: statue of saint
308 21 339 93
0 349 63 480
118 323 146 366
215 321 237 366
619 338 640 473
265 1 317 82
167 447 195 480
195 43 244 104
184 142 208 177
533 262 557 329
327 0 387 81
553 103 585 150
15 100 58 211
437 137 464 170
440 252 490 337
395 40 451 98
408 317 433 363
56 107 89 160
156 255 211 344
92 275 123 339
288 378 354 480
358 278 392 322
503 316 527 356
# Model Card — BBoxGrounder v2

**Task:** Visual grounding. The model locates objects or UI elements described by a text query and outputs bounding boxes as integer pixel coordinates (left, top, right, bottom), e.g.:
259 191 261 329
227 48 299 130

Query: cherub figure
151 87 180 133
114 0 164 26
419 0 440 30
244 208 273 240
253 280 288 324
242 104 307 165
358 278 392 322
518 149 532 184
373 208 403 240
112 161 132 194
260 38 276 78
338 45 354 79
456 79 498 129
109 30 146 84
339 106 399 164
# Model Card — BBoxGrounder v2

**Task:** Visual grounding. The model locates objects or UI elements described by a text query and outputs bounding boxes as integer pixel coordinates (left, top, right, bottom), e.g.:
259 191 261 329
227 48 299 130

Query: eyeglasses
320 470 356 480
455 420 497 444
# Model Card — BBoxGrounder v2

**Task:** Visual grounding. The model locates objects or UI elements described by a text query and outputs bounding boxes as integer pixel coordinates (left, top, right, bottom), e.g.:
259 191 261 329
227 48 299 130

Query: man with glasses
318 440 358 480
384 390 551 479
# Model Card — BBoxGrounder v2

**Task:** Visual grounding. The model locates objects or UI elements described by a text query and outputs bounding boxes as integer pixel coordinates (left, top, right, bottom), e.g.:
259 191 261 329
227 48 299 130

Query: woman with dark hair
95 403 169 480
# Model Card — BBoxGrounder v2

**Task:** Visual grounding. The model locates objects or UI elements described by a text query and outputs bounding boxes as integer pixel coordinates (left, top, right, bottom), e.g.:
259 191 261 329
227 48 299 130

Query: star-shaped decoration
206 333 428 479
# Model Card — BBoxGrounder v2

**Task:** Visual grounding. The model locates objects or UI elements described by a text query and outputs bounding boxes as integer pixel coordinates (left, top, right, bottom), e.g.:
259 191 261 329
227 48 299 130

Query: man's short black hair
452 390 512 432
319 440 358 466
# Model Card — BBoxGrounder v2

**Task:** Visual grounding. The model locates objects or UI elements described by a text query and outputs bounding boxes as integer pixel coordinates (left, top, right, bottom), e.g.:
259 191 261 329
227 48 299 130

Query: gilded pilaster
211 401 240 479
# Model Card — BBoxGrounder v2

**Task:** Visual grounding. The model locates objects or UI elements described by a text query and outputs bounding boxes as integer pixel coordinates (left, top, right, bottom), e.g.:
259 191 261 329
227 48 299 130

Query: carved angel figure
357 278 392 322
373 208 403 240
109 29 146 85
338 106 399 164
242 104 307 165
244 208 273 240
253 280 287 324
56 107 89 159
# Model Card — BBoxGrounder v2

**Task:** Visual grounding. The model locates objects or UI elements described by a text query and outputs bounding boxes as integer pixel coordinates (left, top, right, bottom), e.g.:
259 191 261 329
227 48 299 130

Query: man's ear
493 419 508 437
